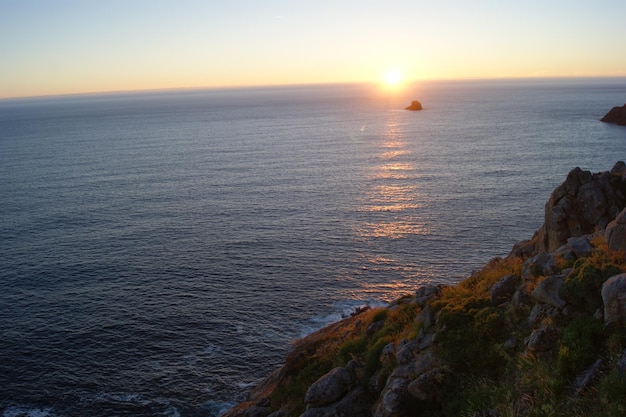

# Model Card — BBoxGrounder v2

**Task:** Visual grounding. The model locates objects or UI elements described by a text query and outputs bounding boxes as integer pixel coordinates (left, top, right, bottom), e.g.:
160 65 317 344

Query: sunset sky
2 0 626 99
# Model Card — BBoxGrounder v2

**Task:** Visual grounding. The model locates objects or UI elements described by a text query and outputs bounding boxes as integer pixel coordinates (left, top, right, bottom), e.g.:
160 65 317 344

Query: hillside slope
224 162 626 417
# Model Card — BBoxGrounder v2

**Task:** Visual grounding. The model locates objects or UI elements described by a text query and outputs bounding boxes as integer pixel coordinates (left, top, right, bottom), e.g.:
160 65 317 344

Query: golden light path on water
350 107 436 301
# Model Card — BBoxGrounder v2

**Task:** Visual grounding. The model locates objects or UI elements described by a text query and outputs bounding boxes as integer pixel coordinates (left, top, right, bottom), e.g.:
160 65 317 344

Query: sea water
1 79 626 416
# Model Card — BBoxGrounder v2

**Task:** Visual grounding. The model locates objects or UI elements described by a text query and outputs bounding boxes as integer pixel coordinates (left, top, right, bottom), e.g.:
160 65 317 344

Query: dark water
1 79 626 416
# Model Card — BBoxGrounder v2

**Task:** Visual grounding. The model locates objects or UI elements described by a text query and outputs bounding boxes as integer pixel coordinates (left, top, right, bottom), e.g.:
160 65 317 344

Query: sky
2 0 626 99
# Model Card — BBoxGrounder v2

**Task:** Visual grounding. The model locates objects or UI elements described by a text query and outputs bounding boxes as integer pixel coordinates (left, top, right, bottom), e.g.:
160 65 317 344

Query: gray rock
522 253 556 281
415 285 442 306
304 367 352 408
532 274 567 309
503 337 518 352
416 303 435 328
490 274 520 306
407 368 445 402
606 207 626 251
571 359 602 397
301 387 371 417
374 377 409 417
553 236 593 261
617 349 626 375
413 350 438 375
380 343 396 364
396 339 420 365
528 304 564 329
601 274 626 326
567 236 594 257
537 165 626 253
526 326 559 352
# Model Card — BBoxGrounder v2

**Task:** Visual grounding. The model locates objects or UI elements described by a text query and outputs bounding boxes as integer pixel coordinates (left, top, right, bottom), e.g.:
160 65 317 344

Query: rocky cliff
223 163 626 417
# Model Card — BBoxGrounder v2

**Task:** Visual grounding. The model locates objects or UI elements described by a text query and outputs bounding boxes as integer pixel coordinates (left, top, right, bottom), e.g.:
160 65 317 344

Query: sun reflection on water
345 107 435 300
356 111 428 240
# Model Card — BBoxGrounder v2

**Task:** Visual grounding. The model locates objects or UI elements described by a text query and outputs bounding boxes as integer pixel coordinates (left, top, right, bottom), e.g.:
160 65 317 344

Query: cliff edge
224 163 626 417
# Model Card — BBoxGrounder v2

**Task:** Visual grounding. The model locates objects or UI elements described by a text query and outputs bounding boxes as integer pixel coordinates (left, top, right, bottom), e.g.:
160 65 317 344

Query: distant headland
601 104 626 126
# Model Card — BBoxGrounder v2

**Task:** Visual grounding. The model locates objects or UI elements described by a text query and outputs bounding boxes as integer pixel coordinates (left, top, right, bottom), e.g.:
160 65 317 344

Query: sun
383 70 404 90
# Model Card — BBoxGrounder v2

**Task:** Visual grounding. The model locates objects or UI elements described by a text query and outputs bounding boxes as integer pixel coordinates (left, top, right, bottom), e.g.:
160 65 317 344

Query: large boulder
601 274 626 326
532 274 567 309
301 387 371 417
606 207 626 251
535 163 626 253
490 274 520 306
601 104 626 126
526 326 559 353
373 377 409 417
304 367 353 408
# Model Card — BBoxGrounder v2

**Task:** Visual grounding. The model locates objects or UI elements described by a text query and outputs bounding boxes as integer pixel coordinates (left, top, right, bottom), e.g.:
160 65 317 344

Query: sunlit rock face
535 162 626 253
601 104 626 126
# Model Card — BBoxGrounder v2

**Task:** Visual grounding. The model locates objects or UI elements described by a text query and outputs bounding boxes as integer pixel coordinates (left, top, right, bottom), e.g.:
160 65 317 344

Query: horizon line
3 75 626 102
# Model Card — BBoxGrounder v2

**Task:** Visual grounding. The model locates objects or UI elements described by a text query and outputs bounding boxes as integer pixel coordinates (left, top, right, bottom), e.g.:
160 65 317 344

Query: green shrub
339 335 367 362
557 316 604 380
365 338 391 376
437 305 508 378
560 254 622 313
372 309 388 323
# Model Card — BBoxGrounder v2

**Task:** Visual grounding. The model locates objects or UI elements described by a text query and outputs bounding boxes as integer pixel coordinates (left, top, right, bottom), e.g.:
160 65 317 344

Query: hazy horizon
2 0 626 100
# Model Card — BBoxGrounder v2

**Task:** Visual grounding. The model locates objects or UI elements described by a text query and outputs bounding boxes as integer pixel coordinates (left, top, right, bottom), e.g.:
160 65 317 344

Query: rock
304 367 353 408
554 236 593 261
416 303 435 328
526 326 559 353
601 104 626 126
415 285 442 306
503 337 518 352
532 274 567 309
413 350 438 375
522 253 556 281
407 368 445 402
405 100 423 111
528 304 564 329
380 342 396 364
536 165 626 253
510 238 536 258
617 349 626 375
490 274 521 306
374 377 409 417
601 273 626 326
571 359 602 397
396 339 420 365
301 387 372 417
606 207 626 251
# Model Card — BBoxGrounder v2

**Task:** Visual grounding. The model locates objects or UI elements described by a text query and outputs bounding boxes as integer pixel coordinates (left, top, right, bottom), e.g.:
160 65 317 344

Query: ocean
1 79 626 416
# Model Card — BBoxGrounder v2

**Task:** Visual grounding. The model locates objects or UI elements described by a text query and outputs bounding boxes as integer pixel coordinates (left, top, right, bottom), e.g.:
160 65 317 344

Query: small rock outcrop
490 274 520 306
405 100 423 111
304 367 353 408
601 104 626 126
602 273 626 326
606 207 626 251
533 162 626 253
